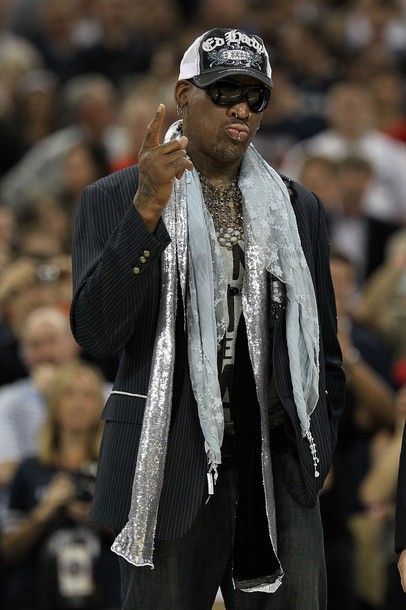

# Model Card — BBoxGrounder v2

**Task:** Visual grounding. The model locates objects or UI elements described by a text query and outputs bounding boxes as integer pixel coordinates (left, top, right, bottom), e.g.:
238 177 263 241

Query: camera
74 462 97 503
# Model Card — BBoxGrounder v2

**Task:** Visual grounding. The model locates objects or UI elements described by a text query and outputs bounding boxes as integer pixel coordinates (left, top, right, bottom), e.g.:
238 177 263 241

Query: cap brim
192 67 272 88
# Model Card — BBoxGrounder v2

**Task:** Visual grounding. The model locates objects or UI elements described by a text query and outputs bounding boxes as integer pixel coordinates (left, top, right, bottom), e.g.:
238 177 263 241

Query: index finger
140 103 166 152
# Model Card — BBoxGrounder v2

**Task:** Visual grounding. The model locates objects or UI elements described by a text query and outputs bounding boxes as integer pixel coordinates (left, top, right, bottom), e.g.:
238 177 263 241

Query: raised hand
134 104 193 231
33 473 76 523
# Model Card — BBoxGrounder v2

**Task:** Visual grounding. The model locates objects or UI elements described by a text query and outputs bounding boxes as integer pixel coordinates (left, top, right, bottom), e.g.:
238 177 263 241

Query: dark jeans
119 455 326 610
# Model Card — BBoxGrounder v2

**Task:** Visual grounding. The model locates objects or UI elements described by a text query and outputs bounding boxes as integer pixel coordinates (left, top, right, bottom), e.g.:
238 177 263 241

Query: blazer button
132 266 140 274
229 287 240 296
143 250 151 258
140 256 146 263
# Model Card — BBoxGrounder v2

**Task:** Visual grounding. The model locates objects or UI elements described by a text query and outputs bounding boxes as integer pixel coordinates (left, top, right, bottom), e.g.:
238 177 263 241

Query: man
0 74 124 208
71 28 345 610
322 250 395 610
281 81 406 225
0 306 79 512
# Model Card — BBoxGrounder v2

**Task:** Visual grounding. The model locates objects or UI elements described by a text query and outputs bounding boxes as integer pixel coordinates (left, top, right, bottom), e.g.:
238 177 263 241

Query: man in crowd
71 27 345 610
0 305 79 513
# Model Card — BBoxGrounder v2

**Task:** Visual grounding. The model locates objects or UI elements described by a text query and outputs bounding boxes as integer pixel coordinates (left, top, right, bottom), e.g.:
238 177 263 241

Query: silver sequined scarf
111 122 319 590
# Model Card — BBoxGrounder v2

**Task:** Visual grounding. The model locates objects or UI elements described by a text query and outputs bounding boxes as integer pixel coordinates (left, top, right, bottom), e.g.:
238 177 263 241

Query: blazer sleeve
313 195 346 448
70 181 170 357
396 422 406 553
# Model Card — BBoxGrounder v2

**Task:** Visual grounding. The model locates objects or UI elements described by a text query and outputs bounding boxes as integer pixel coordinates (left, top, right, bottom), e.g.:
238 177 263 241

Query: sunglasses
192 79 271 113
192 79 271 112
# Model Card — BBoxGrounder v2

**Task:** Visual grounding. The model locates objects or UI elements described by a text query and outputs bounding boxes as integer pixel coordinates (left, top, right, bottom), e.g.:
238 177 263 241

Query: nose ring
231 109 251 119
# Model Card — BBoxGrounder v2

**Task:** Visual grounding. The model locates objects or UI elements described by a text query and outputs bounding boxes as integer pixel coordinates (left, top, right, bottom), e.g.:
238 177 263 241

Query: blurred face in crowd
299 157 339 211
18 231 63 259
62 144 103 200
336 165 372 216
326 84 375 138
370 71 404 115
77 84 116 138
119 95 161 158
21 308 78 370
54 367 103 434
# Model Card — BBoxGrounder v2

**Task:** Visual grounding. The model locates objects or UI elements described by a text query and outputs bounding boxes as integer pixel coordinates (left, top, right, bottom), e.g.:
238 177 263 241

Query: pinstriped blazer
70 165 346 540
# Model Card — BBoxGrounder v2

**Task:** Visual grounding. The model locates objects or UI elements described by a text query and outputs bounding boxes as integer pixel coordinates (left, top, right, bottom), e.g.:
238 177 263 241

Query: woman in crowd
1 360 120 610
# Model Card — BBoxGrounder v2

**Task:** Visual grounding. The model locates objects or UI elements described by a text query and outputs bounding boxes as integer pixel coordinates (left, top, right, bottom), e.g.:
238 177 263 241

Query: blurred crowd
0 0 405 609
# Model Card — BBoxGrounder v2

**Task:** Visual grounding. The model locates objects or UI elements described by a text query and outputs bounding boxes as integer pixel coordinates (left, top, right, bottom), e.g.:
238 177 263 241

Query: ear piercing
177 104 184 116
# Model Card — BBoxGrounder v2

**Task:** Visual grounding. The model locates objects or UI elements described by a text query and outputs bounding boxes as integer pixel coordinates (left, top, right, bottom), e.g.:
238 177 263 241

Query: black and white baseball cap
178 28 273 88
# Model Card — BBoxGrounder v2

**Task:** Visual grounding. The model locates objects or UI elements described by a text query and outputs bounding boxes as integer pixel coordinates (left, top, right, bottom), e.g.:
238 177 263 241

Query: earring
177 104 184 117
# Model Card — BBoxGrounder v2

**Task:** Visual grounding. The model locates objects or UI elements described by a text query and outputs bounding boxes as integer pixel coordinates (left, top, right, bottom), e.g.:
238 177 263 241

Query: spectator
0 258 72 387
0 21 43 175
15 194 70 257
280 81 406 224
0 74 125 208
12 69 59 151
298 155 340 214
0 9 43 107
369 68 406 144
1 360 120 610
60 141 110 216
343 0 406 56
321 250 395 610
71 0 153 89
329 156 400 281
111 92 171 172
273 21 339 116
355 229 406 368
360 385 406 609
0 306 79 513
27 0 80 82
255 73 327 168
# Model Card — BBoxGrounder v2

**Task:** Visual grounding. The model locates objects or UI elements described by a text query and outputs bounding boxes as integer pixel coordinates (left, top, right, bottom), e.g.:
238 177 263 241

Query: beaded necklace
198 172 244 249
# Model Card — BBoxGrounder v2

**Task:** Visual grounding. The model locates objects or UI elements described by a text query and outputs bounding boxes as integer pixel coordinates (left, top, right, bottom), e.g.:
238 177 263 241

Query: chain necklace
198 172 244 249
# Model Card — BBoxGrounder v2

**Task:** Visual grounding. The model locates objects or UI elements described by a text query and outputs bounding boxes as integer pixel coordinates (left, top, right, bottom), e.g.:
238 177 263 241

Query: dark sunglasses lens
248 87 270 112
210 82 242 106
209 81 270 112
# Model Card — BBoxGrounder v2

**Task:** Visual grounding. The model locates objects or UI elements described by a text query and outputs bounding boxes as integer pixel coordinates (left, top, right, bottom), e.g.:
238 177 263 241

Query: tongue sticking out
226 125 249 142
